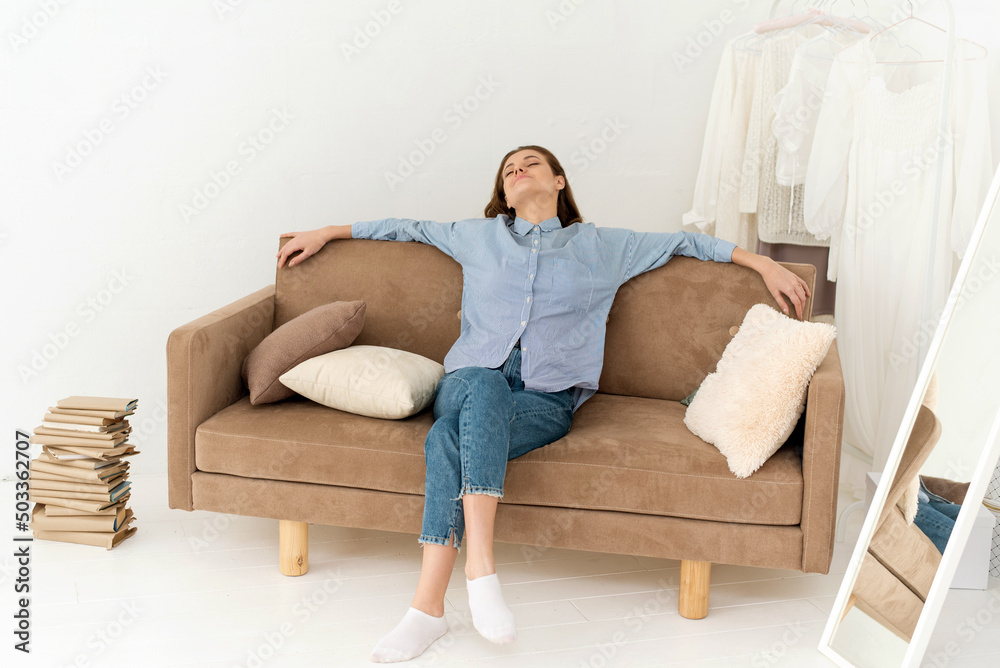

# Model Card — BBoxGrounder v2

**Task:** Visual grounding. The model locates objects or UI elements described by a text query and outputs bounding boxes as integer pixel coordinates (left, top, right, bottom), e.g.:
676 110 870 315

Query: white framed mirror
818 164 1000 666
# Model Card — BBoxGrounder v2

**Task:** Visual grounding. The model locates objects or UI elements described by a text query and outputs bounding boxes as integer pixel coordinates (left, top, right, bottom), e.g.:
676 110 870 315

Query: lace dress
740 25 817 247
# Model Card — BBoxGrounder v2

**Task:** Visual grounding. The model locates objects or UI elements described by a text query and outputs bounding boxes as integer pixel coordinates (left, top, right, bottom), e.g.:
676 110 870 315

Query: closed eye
505 161 539 177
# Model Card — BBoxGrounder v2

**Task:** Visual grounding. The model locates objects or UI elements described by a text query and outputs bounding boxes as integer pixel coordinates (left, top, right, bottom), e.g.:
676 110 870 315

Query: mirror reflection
824 165 1000 665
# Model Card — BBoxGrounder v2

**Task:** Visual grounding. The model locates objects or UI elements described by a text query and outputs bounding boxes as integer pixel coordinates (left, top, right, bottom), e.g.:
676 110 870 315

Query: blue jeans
914 477 962 554
417 344 575 552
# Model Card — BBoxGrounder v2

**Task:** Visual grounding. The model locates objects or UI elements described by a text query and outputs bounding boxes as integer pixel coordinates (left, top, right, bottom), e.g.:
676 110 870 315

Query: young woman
276 145 810 662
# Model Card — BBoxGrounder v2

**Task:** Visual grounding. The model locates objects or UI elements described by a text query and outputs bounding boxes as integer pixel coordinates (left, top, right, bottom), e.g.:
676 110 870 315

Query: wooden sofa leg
279 520 309 576
679 560 711 619
841 593 857 622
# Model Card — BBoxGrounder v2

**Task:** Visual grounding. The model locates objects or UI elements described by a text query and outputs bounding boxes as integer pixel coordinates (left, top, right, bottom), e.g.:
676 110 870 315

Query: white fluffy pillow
279 345 445 419
683 304 836 478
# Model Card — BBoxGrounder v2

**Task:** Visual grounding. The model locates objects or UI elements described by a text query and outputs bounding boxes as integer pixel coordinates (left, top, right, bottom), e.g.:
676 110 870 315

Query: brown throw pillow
920 475 971 505
242 300 366 405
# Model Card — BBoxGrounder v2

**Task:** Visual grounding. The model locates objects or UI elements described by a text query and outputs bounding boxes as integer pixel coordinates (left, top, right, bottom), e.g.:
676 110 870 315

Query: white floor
3 472 998 668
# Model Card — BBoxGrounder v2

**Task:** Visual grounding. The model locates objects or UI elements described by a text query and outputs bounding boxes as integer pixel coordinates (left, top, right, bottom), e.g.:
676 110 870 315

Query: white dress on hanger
683 38 736 236
804 35 993 472
684 33 760 251
772 28 862 187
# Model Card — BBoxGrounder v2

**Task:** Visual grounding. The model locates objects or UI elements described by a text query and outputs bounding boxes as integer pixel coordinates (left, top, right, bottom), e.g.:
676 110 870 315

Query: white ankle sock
466 572 517 644
369 606 449 663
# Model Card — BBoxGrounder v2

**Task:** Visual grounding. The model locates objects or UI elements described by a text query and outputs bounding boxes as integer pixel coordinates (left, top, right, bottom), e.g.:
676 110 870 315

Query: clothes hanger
754 1 871 35
740 0 852 54
734 0 804 53
798 1 878 61
736 0 871 53
869 0 987 63
754 7 824 34
828 0 882 34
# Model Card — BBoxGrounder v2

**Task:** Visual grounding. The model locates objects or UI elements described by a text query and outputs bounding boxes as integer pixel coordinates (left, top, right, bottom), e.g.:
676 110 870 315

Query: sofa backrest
274 236 816 402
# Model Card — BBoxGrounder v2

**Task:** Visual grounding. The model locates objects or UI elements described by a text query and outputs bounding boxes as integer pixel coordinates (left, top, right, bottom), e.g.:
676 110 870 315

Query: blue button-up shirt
351 214 736 413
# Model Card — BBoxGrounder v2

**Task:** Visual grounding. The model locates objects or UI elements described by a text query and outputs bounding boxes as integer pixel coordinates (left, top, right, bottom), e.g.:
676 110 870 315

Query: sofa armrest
800 338 846 573
166 285 275 511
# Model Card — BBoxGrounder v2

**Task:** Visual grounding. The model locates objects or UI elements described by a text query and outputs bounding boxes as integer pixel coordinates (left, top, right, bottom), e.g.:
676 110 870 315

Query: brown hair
483 145 583 227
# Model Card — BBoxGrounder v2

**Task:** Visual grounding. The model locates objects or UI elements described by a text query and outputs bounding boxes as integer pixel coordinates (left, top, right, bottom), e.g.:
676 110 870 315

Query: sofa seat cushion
195 393 804 526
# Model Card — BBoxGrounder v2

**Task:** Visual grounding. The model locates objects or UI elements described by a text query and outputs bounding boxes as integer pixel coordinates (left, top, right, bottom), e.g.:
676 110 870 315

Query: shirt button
532 248 537 253
534 239 538 244
521 321 526 326
526 297 531 302
529 274 534 279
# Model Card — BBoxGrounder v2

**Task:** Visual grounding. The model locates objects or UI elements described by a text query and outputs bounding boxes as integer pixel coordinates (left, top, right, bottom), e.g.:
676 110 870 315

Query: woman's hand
760 259 811 320
276 227 334 269
731 247 811 320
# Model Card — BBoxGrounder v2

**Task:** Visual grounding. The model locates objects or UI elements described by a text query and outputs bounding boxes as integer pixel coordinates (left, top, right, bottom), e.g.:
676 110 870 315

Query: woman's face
502 149 565 212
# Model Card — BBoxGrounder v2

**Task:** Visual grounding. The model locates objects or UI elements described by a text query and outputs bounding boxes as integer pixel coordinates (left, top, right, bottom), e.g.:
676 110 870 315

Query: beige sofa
166 234 846 619
843 405 943 641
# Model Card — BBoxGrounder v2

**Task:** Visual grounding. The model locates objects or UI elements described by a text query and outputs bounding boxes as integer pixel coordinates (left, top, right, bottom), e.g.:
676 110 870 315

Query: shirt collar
510 214 563 236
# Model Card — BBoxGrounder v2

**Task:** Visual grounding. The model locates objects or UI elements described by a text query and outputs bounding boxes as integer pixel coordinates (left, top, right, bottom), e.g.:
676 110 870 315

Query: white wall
2 0 999 476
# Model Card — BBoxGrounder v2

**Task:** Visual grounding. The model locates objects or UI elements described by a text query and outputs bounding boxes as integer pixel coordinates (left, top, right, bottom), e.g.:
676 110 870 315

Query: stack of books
28 396 140 549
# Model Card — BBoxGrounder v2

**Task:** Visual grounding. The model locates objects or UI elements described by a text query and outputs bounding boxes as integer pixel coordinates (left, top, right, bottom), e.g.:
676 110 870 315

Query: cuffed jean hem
451 485 504 501
418 533 462 552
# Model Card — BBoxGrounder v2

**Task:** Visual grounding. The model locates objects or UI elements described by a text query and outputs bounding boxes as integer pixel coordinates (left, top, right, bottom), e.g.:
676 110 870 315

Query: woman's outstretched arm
599 228 812 321
278 218 463 269
276 225 351 268
731 247 811 320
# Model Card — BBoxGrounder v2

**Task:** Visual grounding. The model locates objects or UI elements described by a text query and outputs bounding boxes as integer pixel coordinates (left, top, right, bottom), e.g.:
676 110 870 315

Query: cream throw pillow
279 345 445 419
683 303 837 478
